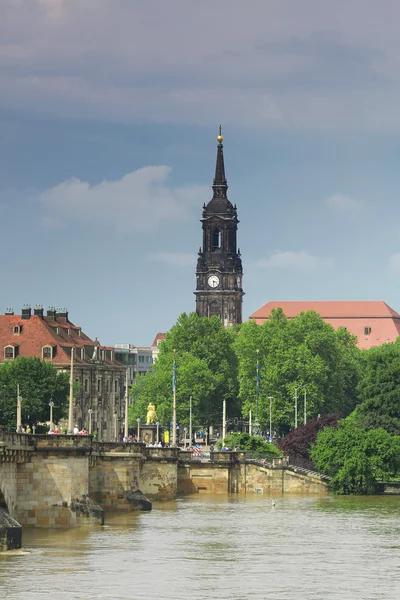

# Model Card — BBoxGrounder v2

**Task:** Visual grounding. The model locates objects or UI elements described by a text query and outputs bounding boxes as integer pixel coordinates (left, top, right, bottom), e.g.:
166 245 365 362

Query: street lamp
268 396 273 443
156 421 160 444
88 407 93 435
113 412 118 441
253 349 261 436
294 387 298 429
49 398 54 432
16 384 22 433
136 417 141 441
172 349 177 447
183 427 187 449
304 386 307 425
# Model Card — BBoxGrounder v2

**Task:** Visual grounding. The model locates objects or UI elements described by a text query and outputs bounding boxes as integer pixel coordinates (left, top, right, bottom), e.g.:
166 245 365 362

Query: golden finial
217 124 223 143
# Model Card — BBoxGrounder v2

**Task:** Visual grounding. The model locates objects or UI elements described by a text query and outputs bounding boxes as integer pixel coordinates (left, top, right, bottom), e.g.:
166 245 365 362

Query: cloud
146 252 195 267
39 166 208 232
257 250 334 272
386 253 400 272
326 193 363 214
0 0 398 129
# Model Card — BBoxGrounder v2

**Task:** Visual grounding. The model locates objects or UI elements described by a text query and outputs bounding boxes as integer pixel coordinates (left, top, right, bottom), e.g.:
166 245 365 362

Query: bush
278 414 340 460
217 432 282 459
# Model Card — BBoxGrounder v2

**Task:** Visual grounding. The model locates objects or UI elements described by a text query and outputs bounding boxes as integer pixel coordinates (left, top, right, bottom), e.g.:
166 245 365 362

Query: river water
1 494 400 600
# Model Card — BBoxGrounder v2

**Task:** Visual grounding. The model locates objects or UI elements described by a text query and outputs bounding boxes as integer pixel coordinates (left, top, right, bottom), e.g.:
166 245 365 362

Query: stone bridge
0 433 329 532
0 432 179 529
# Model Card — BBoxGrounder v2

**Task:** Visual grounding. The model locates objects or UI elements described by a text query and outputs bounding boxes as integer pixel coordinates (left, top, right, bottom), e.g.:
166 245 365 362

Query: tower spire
213 125 228 198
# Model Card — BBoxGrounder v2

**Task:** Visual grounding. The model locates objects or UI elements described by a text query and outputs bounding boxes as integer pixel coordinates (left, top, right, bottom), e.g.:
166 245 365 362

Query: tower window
212 229 221 251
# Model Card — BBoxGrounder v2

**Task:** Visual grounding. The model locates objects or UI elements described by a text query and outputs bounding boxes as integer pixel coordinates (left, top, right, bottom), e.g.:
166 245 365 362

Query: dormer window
13 325 22 335
4 346 15 359
80 347 85 360
364 326 371 336
42 346 53 360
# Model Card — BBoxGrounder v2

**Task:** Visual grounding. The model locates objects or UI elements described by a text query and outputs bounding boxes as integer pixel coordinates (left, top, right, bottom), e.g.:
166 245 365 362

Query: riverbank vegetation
130 310 400 493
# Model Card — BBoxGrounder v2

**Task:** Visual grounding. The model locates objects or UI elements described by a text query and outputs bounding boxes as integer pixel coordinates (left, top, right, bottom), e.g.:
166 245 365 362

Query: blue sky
2 0 400 345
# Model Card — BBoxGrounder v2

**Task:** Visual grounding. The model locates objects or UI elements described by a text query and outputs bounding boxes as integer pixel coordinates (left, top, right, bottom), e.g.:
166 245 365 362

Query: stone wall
240 462 329 495
140 449 179 500
178 463 232 494
89 451 142 510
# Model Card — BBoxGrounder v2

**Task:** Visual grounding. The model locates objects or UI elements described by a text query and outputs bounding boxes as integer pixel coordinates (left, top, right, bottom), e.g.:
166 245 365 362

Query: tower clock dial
208 274 220 288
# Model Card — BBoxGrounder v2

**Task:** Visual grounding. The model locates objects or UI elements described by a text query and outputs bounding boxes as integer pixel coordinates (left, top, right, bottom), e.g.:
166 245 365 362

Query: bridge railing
145 447 180 460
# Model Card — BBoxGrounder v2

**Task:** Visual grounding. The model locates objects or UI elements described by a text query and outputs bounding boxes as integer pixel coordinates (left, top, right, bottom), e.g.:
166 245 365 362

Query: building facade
0 305 126 441
249 300 400 350
114 333 166 384
195 129 244 327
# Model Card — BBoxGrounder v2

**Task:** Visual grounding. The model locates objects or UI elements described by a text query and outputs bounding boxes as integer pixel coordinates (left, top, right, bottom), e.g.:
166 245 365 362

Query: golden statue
146 403 157 424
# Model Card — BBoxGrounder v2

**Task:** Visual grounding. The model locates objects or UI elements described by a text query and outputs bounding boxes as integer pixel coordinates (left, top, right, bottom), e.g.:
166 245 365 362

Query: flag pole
67 347 75 434
172 349 177 447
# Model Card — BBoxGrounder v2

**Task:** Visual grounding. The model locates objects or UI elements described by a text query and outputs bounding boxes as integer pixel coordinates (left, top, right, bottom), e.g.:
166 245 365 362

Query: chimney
57 307 69 321
34 304 44 318
47 306 56 319
5 308 14 315
21 304 31 320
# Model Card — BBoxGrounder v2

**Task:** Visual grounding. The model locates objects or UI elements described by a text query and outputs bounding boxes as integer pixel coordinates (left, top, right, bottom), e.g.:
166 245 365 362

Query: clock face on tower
208 274 220 288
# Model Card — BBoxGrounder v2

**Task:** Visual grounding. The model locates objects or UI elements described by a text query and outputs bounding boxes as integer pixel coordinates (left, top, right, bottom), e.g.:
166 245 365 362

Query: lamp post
294 387 298 429
222 398 227 441
49 398 54 432
172 349 177 447
136 417 141 441
253 349 261 436
88 407 93 435
124 369 129 440
189 395 193 447
304 386 307 425
156 421 160 444
268 396 273 443
16 383 22 433
113 412 118 441
67 347 75 434
184 427 187 449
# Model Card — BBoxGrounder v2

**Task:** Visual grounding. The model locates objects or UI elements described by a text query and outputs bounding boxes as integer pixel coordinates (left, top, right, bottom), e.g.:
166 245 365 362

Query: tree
216 432 282 459
278 414 340 460
235 309 361 435
129 313 239 428
0 357 70 430
355 339 400 434
311 420 400 494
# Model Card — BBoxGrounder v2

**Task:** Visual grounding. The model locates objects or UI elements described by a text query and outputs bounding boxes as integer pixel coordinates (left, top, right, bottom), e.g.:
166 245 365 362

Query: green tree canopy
129 312 239 428
235 309 361 434
0 357 70 430
311 420 400 494
355 339 400 434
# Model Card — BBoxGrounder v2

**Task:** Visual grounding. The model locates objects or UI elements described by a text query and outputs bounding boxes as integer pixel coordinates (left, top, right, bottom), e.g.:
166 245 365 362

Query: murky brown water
1 494 400 599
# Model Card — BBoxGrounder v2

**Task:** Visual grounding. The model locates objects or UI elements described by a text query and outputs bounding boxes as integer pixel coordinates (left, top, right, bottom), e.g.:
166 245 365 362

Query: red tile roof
151 332 166 347
248 301 400 350
0 311 122 367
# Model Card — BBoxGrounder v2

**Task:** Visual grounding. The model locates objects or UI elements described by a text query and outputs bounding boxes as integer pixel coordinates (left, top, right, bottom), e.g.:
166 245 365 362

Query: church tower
195 128 244 326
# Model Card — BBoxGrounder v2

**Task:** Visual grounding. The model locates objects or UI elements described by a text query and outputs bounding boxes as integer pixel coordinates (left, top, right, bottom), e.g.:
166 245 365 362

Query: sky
2 0 400 345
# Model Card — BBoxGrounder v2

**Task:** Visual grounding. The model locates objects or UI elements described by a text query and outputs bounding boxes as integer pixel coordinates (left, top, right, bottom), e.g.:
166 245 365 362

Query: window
139 355 145 363
114 380 118 392
107 380 110 392
364 326 371 335
146 356 153 364
84 379 88 393
4 346 14 359
80 347 85 360
97 379 101 392
212 229 221 251
42 346 52 360
13 326 22 335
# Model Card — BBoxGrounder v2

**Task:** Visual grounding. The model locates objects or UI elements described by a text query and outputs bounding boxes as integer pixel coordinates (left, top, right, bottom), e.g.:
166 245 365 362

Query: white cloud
257 250 334 272
146 252 195 267
39 166 208 232
386 253 400 272
326 193 363 213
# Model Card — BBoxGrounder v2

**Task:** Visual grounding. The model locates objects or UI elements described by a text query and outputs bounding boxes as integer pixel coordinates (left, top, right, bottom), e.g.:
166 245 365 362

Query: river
1 494 400 599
